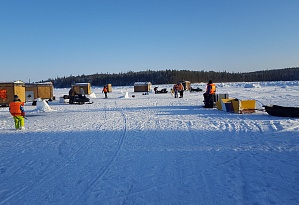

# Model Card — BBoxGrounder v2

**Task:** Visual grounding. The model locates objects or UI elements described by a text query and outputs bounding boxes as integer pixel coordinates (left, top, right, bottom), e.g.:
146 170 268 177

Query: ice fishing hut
177 80 191 90
71 83 91 95
0 80 25 106
25 82 54 101
134 82 152 92
107 84 112 92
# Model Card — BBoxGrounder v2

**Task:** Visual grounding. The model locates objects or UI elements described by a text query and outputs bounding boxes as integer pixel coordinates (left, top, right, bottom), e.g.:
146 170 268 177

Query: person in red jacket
203 80 216 108
9 95 25 130
173 84 179 98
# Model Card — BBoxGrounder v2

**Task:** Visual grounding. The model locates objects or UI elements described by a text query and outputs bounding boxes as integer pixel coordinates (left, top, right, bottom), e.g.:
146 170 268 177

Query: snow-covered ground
1 81 299 205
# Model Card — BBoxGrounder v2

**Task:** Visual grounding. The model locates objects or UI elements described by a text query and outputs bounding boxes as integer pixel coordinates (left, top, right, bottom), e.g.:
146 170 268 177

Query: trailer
25 82 54 102
134 82 152 92
0 81 26 107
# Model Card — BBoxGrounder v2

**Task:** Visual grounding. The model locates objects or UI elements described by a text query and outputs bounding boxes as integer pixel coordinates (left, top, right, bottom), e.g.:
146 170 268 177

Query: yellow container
218 98 256 114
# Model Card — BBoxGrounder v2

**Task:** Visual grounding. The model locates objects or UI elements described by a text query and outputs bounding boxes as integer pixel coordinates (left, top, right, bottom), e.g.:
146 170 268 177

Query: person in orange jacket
203 80 216 108
102 86 108 98
9 95 25 130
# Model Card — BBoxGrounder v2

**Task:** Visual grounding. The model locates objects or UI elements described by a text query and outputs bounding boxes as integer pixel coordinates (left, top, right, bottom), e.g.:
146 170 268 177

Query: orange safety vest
103 87 108 93
206 83 216 94
179 84 184 91
9 101 24 116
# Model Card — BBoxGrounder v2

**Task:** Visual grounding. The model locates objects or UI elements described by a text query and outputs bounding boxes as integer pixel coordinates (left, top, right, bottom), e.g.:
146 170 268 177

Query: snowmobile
69 94 92 104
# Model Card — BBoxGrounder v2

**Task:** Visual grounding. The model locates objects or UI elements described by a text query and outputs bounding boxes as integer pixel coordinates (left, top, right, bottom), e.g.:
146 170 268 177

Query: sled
263 105 299 118
216 98 256 114
190 87 203 92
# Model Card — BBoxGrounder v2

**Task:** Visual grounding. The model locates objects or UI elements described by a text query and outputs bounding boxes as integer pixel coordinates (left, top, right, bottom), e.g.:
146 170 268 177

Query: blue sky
1 0 299 82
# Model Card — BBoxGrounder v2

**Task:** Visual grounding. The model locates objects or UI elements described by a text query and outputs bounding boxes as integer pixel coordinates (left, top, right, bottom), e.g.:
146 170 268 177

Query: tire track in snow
106 112 200 203
208 116 271 133
269 120 284 132
6 101 115 202
71 100 128 204
0 126 103 205
278 124 299 132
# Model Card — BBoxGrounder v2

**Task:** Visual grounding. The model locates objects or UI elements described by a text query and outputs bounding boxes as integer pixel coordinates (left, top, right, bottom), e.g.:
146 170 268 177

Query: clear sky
1 0 299 83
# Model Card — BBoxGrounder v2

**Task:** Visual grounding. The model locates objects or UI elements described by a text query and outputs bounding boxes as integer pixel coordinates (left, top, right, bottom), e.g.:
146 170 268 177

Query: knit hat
208 80 212 84
14 95 20 101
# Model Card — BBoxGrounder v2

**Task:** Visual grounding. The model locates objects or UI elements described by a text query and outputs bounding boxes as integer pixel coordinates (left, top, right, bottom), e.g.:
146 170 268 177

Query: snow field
0 82 299 204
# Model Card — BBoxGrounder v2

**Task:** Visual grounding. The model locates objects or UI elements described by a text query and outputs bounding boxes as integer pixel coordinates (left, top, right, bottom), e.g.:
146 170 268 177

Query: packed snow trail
70 101 129 204
0 83 299 204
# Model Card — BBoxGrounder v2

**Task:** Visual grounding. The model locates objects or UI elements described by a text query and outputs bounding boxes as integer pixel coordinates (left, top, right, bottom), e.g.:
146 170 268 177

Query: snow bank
244 83 261 88
36 98 55 112
88 92 97 98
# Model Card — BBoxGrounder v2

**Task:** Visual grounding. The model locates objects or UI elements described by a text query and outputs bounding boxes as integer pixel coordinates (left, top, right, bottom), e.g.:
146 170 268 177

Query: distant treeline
42 67 299 88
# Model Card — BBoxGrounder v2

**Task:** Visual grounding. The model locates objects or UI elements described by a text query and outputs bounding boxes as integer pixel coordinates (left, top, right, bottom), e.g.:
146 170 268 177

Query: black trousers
203 93 215 108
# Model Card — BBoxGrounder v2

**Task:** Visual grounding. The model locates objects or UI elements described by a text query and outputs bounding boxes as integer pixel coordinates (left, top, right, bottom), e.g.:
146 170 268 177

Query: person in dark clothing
68 88 77 104
203 80 216 108
102 86 108 98
179 83 184 98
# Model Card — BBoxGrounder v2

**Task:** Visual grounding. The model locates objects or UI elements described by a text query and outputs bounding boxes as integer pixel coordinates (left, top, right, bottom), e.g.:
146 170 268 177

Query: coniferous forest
42 67 299 88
